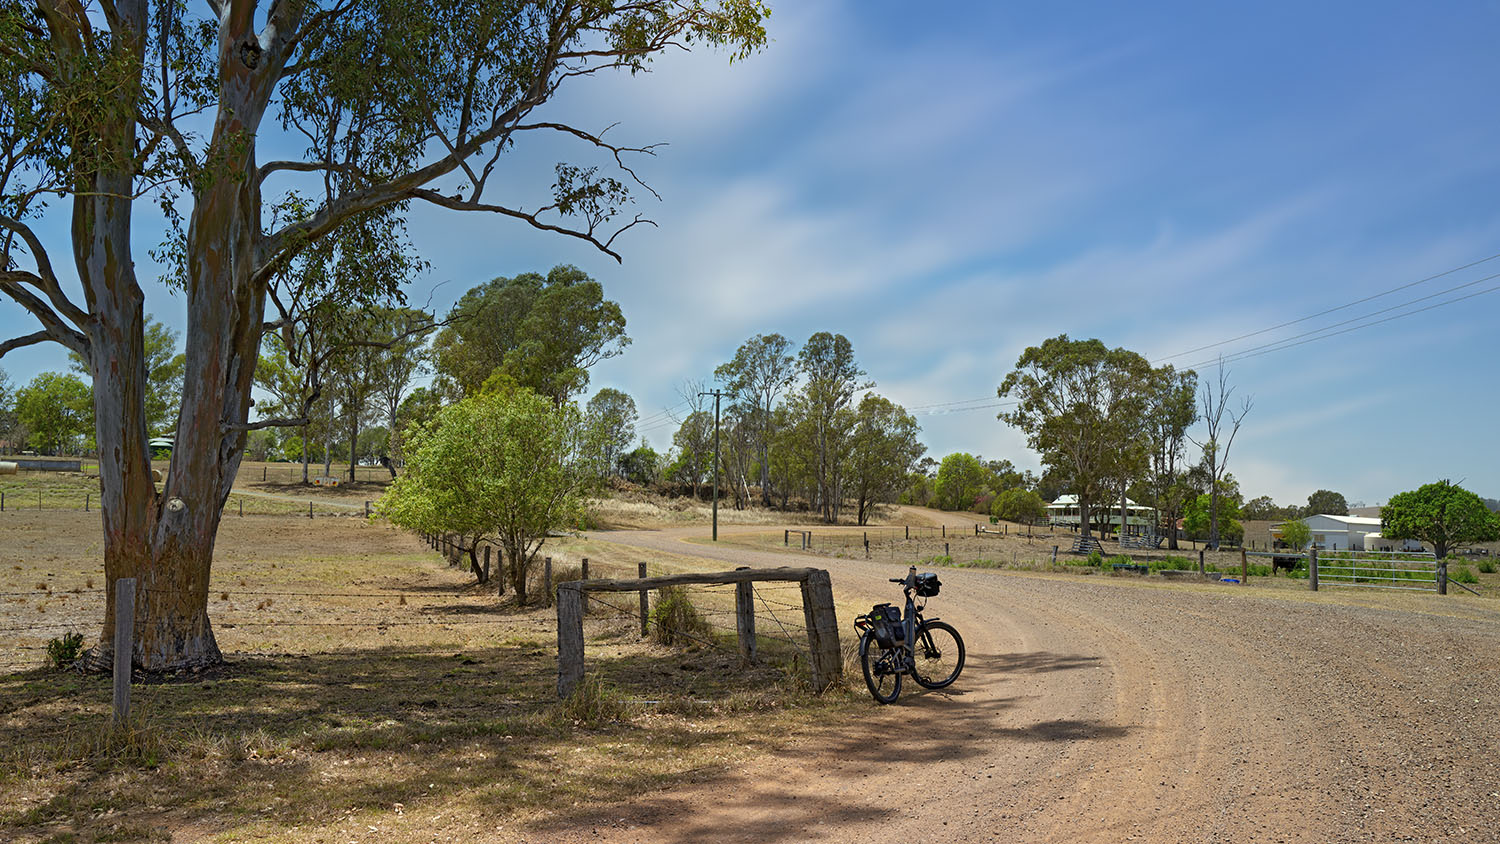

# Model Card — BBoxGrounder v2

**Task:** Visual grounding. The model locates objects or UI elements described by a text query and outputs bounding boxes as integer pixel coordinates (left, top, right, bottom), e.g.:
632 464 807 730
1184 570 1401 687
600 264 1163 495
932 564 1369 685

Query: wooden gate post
556 584 585 698
1308 547 1319 592
799 570 841 692
112 577 136 726
1241 547 1248 585
735 567 756 663
639 562 650 637
1437 559 1448 595
544 557 553 606
1198 549 1205 575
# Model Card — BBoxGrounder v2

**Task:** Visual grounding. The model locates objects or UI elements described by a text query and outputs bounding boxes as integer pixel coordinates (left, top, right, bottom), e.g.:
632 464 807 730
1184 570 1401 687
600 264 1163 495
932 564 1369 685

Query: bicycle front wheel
911 621 965 689
859 631 903 704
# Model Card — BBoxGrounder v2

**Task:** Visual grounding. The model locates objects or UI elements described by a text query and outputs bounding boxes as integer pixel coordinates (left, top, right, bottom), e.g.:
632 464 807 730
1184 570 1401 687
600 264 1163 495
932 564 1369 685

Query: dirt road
547 525 1500 844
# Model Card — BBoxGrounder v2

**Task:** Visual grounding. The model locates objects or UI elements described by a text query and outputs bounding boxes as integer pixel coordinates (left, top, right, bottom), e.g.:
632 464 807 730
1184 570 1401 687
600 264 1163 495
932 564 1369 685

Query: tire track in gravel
536 527 1500 844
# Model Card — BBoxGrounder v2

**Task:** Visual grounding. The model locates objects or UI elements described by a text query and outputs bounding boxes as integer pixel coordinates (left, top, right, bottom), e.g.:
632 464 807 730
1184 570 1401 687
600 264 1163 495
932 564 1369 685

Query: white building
1047 494 1155 534
1270 514 1425 552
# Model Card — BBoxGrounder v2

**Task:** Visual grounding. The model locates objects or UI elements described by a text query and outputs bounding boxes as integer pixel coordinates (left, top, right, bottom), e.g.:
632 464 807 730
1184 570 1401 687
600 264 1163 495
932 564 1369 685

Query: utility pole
700 388 722 541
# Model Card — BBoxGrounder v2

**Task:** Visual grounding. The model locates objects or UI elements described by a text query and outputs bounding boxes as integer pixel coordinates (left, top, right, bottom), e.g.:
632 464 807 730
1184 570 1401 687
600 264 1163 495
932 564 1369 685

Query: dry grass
0 512 857 844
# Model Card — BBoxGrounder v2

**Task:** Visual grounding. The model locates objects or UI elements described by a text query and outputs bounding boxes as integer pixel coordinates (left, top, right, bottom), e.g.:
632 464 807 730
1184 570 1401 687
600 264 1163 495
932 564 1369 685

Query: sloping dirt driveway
543 525 1500 844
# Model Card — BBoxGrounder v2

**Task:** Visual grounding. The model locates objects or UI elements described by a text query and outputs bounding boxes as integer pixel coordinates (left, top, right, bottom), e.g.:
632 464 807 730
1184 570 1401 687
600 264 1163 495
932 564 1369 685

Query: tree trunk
348 415 359 482
1079 492 1091 539
301 424 310 483
469 544 486 584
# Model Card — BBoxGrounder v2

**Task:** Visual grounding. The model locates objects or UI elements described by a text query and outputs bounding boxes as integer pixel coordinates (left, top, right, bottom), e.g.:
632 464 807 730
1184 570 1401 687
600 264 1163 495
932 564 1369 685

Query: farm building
1270 514 1425 552
1047 494 1155 535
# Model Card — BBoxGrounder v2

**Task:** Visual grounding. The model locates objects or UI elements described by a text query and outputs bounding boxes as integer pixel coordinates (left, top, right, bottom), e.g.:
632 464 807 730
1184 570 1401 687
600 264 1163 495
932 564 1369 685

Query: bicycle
852 565 965 704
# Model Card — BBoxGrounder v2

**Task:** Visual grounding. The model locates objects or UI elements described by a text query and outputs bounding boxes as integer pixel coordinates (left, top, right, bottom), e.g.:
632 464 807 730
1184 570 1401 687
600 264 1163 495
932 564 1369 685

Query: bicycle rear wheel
911 620 965 689
859 631 903 704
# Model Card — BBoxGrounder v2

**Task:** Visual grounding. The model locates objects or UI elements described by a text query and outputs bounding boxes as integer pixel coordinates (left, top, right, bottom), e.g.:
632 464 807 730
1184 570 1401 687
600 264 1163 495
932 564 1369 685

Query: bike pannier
869 604 905 648
915 573 941 597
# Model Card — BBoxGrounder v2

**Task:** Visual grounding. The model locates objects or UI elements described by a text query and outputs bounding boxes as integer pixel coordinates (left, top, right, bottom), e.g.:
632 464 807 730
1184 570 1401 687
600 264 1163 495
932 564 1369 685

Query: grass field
0 492 858 843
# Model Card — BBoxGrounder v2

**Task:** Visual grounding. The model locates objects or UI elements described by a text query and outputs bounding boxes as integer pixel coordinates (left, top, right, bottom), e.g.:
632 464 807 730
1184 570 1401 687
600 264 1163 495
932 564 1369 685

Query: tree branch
0 273 91 356
404 189 652 263
0 330 56 358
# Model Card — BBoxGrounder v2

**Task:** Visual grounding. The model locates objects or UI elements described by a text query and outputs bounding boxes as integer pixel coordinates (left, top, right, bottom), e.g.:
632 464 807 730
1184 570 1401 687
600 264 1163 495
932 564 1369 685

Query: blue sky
3 1 1499 507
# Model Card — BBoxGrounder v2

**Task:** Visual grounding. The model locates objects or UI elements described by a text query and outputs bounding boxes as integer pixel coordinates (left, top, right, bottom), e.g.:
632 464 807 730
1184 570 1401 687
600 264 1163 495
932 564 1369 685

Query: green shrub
922 555 953 567
1450 565 1479 585
46 631 85 669
1477 560 1496 574
1087 549 1103 567
649 586 713 647
1247 564 1271 577
1106 554 1132 567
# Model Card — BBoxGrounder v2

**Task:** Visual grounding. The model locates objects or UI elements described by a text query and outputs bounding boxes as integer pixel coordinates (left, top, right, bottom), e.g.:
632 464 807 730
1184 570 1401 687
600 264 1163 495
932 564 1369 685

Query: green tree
1184 490 1243 545
715 333 799 505
670 409 714 500
934 453 988 512
434 266 630 403
15 372 93 454
1305 489 1349 516
1381 481 1500 560
0 0 765 671
1279 518 1311 551
846 395 924 525
1142 365 1198 548
586 388 637 478
618 442 663 487
992 488 1048 525
1242 495 1285 521
379 389 601 605
797 332 870 522
0 366 18 452
999 336 1153 538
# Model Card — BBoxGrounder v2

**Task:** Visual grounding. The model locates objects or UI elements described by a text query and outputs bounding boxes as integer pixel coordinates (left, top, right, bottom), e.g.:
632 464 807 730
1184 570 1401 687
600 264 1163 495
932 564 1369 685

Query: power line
1156 249 1500 362
1188 278 1500 369
1183 269 1500 370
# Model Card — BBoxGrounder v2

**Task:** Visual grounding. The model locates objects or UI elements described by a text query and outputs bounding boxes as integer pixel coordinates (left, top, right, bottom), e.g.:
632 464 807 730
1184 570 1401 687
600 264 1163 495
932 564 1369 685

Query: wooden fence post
639 562 650 637
1051 545 1058 564
1309 547 1319 591
799 570 841 692
784 529 789 546
85 493 89 512
581 557 589 580
307 501 313 519
734 566 755 663
1437 559 1448 595
364 500 370 518
905 525 909 540
942 524 946 538
556 584 585 698
112 577 136 726
544 557 553 606
864 532 869 559
1241 547 1248 585
1198 549 1205 575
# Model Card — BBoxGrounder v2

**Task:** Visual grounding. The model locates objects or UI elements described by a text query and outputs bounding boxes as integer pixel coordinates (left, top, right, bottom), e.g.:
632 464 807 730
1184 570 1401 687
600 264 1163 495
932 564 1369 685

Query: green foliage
921 555 954 567
934 452 987 512
991 488 1047 524
1106 554 1132 567
1450 565 1479 585
1478 560 1496 574
15 372 93 454
586 387 637 476
1184 492 1243 544
847 394 924 525
617 443 662 486
649 586 713 647
378 389 601 604
434 266 630 403
1087 549 1103 567
46 631 86 669
1382 481 1500 560
998 336 1154 536
1306 489 1349 516
1279 518 1312 551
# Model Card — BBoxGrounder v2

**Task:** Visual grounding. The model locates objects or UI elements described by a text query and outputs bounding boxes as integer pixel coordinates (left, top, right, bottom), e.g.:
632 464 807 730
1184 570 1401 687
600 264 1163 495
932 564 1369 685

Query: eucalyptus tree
998 336 1153 539
714 333 798 505
797 332 870 521
1143 365 1198 549
0 0 767 671
585 387 636 478
846 395 923 526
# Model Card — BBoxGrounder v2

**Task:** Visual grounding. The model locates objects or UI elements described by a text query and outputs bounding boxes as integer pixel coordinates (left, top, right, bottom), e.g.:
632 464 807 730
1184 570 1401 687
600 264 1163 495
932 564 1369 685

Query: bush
1106 554 1132 567
1478 560 1496 574
922 555 953 567
649 586 712 647
547 564 584 602
1087 549 1103 567
557 676 629 725
1450 565 1479 585
46 631 85 669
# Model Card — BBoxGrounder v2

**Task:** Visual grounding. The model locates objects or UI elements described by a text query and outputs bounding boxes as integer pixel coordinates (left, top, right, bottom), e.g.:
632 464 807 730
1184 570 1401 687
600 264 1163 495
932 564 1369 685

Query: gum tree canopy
0 0 767 671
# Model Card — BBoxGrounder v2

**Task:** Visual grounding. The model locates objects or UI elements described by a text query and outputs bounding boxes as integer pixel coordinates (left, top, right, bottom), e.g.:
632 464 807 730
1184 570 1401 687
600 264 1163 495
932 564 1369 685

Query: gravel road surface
543 525 1500 844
